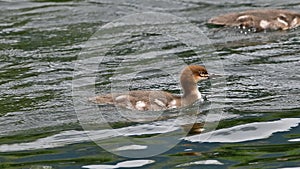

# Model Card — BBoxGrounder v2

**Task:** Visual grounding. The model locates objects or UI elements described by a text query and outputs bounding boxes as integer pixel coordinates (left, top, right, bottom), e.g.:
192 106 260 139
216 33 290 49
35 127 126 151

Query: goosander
89 65 209 111
208 9 300 31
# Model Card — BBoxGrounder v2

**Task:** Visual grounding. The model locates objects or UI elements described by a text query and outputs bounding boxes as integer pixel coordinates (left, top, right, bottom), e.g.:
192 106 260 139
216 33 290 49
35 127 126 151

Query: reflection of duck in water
89 65 209 111
208 9 300 32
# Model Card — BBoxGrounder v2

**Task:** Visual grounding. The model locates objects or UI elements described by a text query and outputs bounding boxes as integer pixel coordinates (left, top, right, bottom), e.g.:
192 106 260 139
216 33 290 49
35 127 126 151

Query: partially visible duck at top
208 9 300 32
89 65 209 111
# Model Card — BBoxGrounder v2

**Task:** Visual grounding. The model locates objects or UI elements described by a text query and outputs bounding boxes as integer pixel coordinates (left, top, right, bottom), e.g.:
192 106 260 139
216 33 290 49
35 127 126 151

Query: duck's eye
199 71 207 76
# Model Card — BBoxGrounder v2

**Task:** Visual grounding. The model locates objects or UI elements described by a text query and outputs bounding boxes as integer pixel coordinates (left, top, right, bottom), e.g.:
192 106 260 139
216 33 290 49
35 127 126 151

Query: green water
0 0 300 169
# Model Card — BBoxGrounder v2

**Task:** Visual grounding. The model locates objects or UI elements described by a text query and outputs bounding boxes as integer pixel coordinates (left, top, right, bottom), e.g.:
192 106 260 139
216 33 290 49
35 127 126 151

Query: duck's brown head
180 65 209 84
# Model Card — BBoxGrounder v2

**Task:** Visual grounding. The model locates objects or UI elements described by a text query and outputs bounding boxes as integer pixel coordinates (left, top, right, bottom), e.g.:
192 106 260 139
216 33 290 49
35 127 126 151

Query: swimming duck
208 9 300 31
89 65 209 111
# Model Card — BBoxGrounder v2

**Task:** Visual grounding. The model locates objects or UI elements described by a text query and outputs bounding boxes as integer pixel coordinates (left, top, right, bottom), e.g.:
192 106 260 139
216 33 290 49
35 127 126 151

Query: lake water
0 0 300 168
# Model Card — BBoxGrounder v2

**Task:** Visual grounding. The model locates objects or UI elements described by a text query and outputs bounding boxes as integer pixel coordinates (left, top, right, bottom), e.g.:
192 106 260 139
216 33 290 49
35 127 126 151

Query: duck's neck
180 73 202 106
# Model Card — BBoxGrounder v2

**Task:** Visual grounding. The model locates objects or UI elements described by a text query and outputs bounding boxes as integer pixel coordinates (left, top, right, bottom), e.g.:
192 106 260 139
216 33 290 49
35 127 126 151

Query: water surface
0 0 300 168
